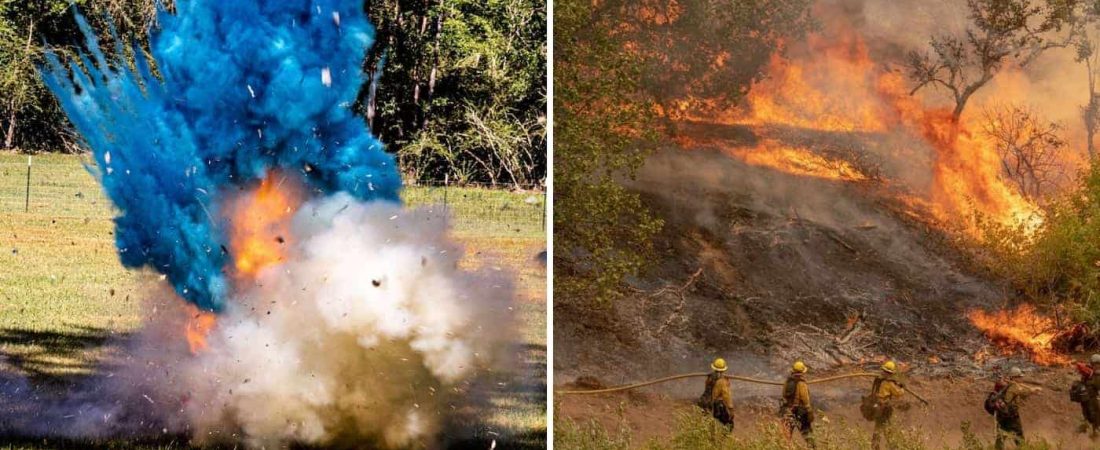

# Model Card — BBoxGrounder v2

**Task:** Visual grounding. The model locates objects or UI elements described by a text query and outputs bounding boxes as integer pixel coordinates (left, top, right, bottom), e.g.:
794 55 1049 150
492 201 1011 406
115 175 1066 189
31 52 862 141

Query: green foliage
364 0 546 185
0 0 161 152
553 0 664 304
977 164 1100 325
0 1 546 186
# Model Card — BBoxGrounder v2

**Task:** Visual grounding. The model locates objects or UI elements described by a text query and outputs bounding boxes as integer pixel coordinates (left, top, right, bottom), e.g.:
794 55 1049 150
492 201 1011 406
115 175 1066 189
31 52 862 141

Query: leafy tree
554 0 664 304
363 0 546 186
0 0 163 152
0 0 546 187
908 0 1082 122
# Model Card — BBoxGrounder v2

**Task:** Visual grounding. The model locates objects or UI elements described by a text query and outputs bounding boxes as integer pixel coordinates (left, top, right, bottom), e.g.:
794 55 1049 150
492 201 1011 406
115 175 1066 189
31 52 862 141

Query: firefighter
781 360 814 447
992 367 1036 450
700 357 735 429
869 360 906 450
1084 355 1100 437
1072 360 1100 437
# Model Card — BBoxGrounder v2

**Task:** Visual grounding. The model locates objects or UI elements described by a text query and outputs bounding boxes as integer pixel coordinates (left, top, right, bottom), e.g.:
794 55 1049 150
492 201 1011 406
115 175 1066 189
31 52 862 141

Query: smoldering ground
0 197 524 448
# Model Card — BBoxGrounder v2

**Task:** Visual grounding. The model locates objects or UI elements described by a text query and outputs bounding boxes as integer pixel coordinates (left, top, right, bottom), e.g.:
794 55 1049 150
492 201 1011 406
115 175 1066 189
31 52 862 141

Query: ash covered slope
555 131 1003 383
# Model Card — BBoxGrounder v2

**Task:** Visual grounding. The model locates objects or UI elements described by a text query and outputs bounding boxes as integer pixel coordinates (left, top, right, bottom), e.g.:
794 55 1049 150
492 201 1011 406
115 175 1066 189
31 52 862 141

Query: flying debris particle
322 68 333 87
491 440 497 449
275 236 285 244
104 151 111 165
332 11 341 26
372 279 381 287
389 215 398 221
142 394 155 404
247 84 256 98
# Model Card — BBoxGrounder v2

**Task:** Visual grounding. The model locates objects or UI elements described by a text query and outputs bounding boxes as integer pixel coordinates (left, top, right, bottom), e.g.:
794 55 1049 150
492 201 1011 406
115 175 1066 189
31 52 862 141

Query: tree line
0 0 546 188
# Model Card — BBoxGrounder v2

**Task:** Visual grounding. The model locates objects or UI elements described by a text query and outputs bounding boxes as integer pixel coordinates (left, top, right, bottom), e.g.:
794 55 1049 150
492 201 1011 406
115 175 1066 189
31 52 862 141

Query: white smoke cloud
175 195 515 447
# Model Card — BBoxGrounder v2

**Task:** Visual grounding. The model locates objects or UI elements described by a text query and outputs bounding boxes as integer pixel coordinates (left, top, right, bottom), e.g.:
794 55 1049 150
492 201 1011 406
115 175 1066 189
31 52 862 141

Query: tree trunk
1087 58 1098 162
424 0 444 128
4 22 35 150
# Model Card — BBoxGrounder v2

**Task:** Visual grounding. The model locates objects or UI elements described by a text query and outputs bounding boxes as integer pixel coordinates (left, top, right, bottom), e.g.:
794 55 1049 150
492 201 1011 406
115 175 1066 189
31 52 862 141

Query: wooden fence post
24 155 31 213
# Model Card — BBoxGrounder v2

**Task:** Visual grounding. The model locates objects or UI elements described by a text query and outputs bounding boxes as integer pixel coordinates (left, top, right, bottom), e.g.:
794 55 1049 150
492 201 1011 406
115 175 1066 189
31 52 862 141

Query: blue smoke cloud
41 1 402 311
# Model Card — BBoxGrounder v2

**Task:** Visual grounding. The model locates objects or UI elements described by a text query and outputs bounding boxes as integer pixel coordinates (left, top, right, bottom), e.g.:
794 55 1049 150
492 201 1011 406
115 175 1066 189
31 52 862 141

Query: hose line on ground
556 371 929 405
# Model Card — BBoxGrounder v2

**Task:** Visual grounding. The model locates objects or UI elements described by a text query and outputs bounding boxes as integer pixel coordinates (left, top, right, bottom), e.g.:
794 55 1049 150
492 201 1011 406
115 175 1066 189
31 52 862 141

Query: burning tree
907 0 1081 122
980 104 1067 200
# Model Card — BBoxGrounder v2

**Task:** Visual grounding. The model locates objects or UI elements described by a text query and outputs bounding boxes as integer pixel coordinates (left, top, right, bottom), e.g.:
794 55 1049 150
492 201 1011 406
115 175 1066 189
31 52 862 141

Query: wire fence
0 154 545 238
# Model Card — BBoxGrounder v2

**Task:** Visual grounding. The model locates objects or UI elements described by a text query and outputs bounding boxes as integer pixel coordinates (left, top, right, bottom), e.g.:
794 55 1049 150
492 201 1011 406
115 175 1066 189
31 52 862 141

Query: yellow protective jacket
782 374 811 409
712 376 735 412
875 375 905 404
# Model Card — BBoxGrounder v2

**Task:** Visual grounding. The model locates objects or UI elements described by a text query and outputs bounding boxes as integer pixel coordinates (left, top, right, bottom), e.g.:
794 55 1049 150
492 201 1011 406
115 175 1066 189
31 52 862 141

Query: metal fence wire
0 155 545 238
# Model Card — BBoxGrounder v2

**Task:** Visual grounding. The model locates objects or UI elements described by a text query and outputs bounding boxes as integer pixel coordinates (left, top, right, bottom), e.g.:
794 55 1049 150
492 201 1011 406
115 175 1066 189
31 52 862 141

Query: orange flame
185 304 217 354
725 143 867 182
228 174 303 278
967 304 1070 366
692 22 1045 234
181 174 303 355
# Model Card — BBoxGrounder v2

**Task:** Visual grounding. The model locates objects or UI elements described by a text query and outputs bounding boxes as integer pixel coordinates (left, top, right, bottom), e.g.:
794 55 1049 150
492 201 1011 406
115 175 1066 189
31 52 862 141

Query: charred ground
555 121 1015 386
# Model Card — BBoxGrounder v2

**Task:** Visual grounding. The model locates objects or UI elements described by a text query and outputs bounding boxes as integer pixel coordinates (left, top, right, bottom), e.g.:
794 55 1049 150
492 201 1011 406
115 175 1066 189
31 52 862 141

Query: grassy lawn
0 152 546 448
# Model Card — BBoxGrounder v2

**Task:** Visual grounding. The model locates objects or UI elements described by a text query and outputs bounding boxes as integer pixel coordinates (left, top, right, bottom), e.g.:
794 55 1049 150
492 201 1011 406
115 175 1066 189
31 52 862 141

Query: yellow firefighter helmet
792 361 808 373
881 360 897 374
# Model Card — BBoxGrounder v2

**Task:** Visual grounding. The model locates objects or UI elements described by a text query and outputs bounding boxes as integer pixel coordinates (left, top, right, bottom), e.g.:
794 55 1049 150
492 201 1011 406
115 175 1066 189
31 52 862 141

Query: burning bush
967 304 1071 366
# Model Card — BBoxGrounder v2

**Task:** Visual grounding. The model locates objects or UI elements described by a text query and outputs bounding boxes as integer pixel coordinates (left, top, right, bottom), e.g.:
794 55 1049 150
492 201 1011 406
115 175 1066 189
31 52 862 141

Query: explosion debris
19 0 519 447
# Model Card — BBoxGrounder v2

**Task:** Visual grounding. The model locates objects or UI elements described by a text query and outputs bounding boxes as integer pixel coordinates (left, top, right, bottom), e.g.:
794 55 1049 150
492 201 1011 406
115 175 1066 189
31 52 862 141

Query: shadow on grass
0 326 130 384
0 329 547 449
443 342 547 448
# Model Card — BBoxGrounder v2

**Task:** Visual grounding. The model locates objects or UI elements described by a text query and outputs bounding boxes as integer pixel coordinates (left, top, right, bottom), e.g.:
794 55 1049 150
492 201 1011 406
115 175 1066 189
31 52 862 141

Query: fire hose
556 372 930 405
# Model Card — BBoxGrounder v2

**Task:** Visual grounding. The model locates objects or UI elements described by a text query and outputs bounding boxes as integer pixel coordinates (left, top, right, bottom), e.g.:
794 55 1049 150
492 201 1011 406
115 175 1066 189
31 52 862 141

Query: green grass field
0 152 546 448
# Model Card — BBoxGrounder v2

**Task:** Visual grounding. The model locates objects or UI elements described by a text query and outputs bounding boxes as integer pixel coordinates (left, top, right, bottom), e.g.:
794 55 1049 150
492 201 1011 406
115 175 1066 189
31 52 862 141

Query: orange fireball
184 304 217 354
226 173 304 278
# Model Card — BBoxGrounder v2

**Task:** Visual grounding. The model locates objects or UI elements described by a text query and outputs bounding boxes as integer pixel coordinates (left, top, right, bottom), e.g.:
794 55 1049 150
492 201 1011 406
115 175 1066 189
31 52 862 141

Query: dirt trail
558 368 1100 449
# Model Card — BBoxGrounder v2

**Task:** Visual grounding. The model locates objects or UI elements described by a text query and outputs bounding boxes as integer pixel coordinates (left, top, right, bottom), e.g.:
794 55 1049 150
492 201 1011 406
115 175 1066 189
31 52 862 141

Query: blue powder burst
42 1 402 311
